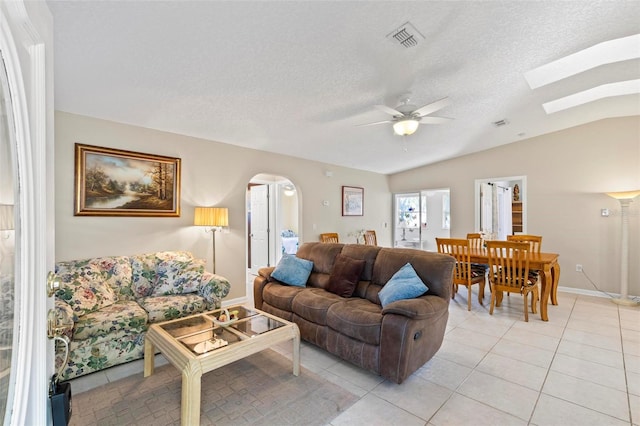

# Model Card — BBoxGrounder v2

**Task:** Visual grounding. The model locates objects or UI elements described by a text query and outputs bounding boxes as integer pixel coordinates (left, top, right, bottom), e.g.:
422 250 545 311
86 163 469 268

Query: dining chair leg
531 286 539 314
523 291 529 322
478 281 485 305
467 285 472 311
489 287 496 315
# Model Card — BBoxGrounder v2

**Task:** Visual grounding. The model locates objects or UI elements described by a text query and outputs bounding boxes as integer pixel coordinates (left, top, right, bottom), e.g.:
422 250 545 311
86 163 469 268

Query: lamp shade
194 207 228 227
393 118 420 136
607 190 640 200
0 204 14 231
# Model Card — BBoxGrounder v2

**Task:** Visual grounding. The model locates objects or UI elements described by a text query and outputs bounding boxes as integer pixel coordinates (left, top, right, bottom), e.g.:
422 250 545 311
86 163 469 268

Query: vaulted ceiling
49 1 640 174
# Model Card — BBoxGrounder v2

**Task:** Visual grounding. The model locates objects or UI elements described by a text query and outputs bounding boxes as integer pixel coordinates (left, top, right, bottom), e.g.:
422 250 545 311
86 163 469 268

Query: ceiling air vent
386 21 425 49
493 119 509 127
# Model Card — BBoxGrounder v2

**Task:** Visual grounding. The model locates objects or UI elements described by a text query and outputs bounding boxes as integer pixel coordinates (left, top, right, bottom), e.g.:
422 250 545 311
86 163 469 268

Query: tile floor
71 289 640 425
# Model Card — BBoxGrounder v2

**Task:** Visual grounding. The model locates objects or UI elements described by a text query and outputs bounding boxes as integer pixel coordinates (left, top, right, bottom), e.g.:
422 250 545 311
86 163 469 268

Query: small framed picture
74 143 181 217
342 186 364 216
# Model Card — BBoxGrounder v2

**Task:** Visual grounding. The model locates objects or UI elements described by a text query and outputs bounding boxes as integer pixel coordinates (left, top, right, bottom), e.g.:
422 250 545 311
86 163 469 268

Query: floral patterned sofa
54 251 230 380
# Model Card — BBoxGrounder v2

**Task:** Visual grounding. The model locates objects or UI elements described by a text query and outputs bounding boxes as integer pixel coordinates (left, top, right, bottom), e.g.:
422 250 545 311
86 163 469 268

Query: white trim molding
0 1 53 425
557 285 639 301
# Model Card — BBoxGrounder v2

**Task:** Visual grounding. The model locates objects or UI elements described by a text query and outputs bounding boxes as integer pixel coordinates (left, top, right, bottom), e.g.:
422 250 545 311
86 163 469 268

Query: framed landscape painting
342 186 364 216
74 144 181 217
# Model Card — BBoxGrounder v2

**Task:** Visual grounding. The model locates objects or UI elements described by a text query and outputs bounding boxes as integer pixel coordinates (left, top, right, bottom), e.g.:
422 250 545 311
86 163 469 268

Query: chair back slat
437 237 487 311
466 233 483 249
507 234 542 253
437 238 473 284
487 241 531 289
363 230 377 246
319 233 339 243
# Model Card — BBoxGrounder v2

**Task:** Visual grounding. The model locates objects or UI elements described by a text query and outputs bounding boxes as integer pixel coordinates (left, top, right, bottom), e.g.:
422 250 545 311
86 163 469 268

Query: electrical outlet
576 264 583 272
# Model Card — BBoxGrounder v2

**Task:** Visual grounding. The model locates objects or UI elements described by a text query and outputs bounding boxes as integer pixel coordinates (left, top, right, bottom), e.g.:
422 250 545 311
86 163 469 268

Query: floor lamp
194 206 228 274
607 190 640 307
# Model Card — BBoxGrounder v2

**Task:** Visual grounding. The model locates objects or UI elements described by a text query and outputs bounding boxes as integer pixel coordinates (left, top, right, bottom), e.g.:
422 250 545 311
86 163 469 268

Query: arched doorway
246 174 300 299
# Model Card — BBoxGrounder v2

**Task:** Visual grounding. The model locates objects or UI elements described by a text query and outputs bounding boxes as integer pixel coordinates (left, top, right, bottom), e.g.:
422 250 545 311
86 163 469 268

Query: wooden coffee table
144 305 300 425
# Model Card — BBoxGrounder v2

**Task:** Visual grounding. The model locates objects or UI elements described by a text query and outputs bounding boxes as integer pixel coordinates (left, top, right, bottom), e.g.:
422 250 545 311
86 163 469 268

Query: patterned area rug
69 349 358 426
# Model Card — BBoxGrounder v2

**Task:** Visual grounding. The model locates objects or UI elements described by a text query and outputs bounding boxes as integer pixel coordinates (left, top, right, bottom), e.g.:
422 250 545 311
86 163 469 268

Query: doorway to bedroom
246 174 300 299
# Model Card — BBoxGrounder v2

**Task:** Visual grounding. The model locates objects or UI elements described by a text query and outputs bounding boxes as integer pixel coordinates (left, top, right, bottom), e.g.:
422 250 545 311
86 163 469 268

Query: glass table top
157 306 287 355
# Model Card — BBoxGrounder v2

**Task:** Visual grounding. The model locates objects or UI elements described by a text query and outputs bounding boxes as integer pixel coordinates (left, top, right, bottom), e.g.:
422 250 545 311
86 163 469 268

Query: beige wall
389 116 640 296
281 188 299 233
55 113 640 298
55 112 391 300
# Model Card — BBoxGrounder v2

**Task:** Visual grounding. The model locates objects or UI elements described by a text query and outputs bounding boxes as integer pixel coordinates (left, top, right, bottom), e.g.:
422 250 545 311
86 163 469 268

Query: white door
420 189 451 251
480 183 493 236
250 185 269 274
496 186 513 240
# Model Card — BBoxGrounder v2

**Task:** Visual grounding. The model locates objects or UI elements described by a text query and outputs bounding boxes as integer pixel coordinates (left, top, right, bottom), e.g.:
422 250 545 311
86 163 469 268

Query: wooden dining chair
436 238 486 311
466 233 483 249
507 234 542 280
466 232 489 284
363 230 377 246
486 240 539 322
319 232 339 243
507 234 542 253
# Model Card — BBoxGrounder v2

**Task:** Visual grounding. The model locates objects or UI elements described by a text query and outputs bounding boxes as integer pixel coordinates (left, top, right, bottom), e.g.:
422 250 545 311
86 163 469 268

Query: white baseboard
558 285 639 300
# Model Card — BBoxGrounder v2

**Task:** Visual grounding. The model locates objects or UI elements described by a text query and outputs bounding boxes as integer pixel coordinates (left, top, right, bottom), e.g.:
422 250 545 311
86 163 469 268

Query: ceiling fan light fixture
393 118 419 136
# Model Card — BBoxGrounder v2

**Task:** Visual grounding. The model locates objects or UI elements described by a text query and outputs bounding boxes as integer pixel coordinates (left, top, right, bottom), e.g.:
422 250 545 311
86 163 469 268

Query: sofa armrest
198 272 231 309
258 266 276 280
253 267 277 310
381 295 449 320
380 294 450 383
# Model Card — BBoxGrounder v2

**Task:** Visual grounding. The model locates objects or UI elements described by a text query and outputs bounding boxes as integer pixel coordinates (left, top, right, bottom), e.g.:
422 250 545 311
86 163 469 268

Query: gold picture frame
74 143 181 217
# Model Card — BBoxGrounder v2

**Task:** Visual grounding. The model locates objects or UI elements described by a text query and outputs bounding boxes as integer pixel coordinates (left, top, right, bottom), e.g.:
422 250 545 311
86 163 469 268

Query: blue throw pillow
271 254 313 287
378 263 429 308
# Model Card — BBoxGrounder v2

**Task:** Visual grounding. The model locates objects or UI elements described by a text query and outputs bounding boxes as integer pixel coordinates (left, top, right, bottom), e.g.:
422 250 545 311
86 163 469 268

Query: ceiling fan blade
420 116 454 124
413 97 450 117
356 120 393 127
375 104 403 116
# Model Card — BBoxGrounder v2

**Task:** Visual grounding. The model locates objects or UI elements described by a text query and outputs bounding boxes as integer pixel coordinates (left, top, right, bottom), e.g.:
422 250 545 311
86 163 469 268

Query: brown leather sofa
253 242 454 384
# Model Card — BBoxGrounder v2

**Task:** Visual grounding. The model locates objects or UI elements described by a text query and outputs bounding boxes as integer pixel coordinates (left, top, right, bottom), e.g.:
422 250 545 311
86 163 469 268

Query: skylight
542 79 640 114
525 34 640 89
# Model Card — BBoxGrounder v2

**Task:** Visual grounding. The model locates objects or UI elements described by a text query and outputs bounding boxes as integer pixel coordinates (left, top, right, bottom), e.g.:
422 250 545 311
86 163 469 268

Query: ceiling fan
358 94 452 136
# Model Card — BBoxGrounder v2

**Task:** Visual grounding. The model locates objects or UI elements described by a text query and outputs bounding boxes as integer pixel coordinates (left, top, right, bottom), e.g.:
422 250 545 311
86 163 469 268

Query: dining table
468 247 560 321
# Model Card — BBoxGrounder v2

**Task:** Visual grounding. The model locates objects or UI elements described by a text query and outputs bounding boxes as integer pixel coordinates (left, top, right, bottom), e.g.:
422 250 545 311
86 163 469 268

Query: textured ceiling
49 1 640 174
